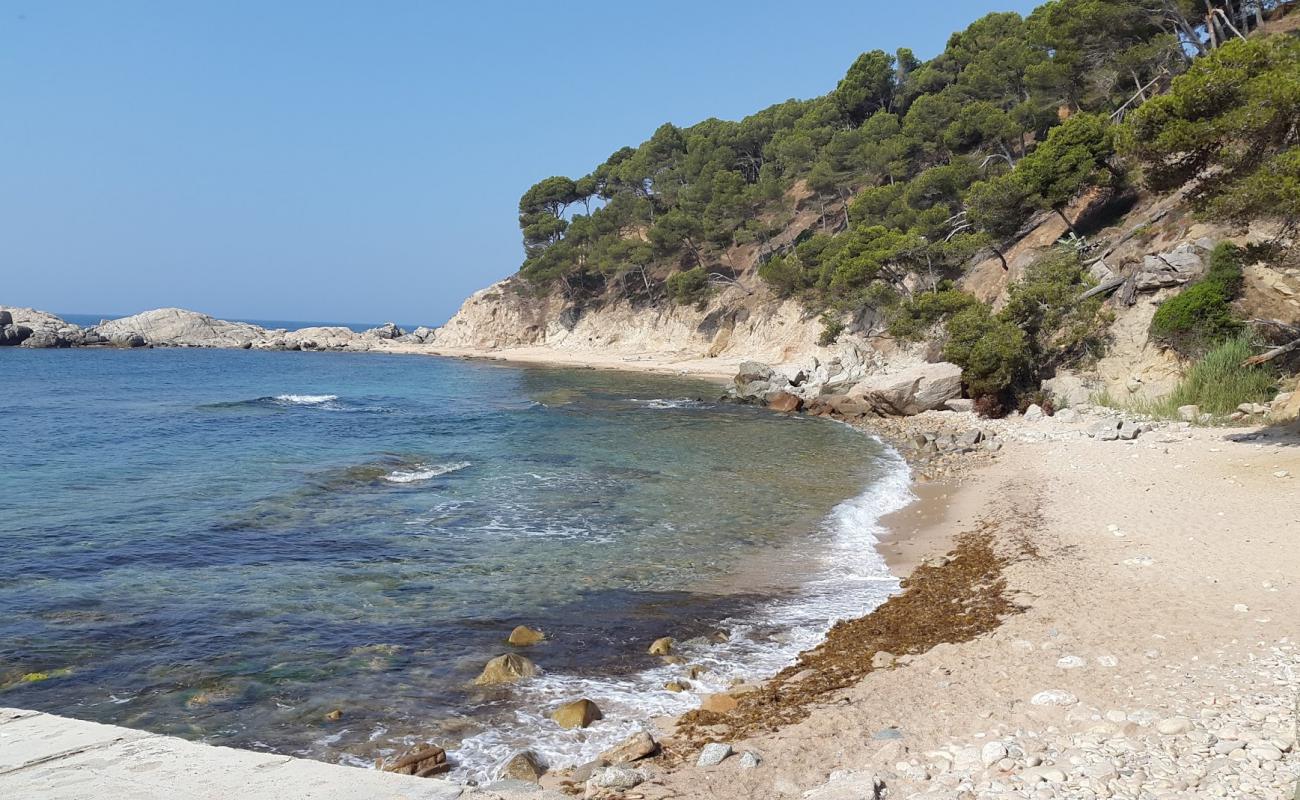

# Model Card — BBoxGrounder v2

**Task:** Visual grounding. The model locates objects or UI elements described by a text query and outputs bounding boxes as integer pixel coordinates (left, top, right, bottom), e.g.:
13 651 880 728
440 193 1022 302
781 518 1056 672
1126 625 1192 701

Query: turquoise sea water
0 348 908 779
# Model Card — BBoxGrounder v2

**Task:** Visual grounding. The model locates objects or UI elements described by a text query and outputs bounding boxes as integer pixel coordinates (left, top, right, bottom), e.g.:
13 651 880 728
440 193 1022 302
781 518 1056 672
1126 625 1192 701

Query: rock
0 324 33 346
1024 403 1045 421
1053 408 1079 423
955 430 983 448
1177 404 1200 422
600 731 657 764
734 361 774 385
474 653 539 685
664 680 689 692
696 742 732 767
871 651 896 669
1030 689 1078 707
647 637 674 656
828 395 874 417
804 770 884 800
1156 716 1193 735
507 625 546 646
944 398 974 413
324 708 343 721
1088 418 1121 440
738 751 761 769
551 698 602 729
94 307 267 348
591 765 644 790
1042 371 1096 408
981 741 1008 767
1118 421 1141 440
1055 655 1085 669
364 322 405 340
766 391 802 413
0 310 11 325
381 743 449 777
699 693 738 714
847 362 963 416
1236 402 1268 415
501 750 545 782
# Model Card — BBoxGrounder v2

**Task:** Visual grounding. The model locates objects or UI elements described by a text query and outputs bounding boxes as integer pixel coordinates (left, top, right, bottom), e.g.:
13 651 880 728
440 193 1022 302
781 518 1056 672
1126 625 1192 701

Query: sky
1 0 1040 326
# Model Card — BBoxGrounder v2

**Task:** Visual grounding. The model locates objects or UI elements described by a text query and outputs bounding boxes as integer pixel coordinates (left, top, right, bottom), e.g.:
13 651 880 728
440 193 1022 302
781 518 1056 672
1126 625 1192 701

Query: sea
0 346 910 781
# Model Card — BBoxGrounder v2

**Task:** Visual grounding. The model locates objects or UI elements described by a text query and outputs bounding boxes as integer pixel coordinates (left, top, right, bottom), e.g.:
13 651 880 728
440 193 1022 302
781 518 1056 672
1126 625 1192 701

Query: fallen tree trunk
1244 337 1300 366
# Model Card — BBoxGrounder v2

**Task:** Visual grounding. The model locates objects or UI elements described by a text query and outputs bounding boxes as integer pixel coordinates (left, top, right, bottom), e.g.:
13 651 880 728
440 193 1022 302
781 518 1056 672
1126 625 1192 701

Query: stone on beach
846 362 963 416
600 731 658 764
507 625 546 646
1030 689 1078 706
381 743 449 777
699 693 738 714
500 749 545 782
590 765 644 789
695 742 732 767
473 653 539 685
551 698 602 729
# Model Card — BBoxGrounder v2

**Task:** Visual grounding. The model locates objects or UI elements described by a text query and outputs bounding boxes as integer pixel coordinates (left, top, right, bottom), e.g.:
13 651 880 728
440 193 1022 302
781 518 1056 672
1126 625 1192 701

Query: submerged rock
473 653 539 685
380 743 449 777
551 698 602 729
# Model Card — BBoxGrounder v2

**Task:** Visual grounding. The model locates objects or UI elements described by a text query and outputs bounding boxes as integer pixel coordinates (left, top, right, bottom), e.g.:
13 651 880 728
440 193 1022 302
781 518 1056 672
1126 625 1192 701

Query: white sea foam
273 394 339 405
383 461 471 483
630 398 706 409
448 435 913 781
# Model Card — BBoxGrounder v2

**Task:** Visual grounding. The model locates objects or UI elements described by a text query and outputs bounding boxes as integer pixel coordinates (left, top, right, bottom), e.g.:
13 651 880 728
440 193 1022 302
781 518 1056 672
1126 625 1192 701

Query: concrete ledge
0 707 463 799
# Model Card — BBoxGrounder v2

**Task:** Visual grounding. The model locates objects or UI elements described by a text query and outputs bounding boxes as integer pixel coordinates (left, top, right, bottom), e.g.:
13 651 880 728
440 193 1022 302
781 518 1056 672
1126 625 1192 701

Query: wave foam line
273 394 339 405
384 461 472 483
448 435 913 782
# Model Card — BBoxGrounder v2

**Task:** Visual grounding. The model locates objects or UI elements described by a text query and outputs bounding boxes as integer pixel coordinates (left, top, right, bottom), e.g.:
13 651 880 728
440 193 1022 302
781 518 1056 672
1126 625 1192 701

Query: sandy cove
555 412 1300 800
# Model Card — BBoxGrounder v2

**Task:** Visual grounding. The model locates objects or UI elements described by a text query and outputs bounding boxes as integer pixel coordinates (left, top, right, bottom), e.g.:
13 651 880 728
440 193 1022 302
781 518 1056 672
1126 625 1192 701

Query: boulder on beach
507 625 546 646
766 391 802 413
600 731 657 764
699 693 738 714
551 698 602 729
846 362 963 416
500 749 545 782
473 653 539 685
647 637 674 656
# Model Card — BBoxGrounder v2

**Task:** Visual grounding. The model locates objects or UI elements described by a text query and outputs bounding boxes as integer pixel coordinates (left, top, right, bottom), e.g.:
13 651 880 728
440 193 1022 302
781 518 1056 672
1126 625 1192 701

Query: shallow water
0 348 907 779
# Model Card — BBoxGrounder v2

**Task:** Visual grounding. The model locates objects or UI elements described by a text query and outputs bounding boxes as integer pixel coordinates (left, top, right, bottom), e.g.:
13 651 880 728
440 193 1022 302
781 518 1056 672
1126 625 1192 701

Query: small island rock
507 625 546 646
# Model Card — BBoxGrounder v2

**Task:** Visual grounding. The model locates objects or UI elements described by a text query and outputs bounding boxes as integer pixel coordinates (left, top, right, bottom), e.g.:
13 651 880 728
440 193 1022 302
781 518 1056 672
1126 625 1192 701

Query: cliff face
433 278 851 368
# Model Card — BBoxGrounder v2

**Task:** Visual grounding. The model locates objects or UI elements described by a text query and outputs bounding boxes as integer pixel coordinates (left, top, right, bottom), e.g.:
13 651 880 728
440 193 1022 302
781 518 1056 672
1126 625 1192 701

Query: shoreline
633 415 1300 799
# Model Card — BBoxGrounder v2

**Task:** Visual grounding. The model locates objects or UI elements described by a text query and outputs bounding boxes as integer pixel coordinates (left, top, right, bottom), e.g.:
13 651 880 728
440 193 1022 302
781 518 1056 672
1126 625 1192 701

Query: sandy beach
575 411 1300 799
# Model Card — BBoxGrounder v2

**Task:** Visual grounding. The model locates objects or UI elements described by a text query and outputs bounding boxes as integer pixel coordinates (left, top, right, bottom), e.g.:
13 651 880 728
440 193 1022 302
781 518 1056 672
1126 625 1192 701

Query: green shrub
1001 249 1109 368
1150 243 1245 355
942 305 1032 399
886 288 979 341
818 313 846 346
665 267 711 306
1157 335 1277 418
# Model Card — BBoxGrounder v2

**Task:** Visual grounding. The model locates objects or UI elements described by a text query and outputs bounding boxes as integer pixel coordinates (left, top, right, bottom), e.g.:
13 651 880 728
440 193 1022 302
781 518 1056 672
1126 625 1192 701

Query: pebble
737 750 761 769
1156 716 1193 735
980 741 1007 766
1030 690 1078 707
1056 655 1085 669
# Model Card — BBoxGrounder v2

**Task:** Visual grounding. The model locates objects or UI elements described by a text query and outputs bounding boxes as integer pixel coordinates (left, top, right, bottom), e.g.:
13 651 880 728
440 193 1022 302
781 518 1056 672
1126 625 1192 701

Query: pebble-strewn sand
623 420 1300 799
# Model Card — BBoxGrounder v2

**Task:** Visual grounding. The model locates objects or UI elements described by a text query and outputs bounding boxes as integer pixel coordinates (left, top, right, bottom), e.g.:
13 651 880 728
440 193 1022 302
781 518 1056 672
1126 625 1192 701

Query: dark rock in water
766 391 802 413
0 310 11 326
500 749 545 782
380 743 449 777
647 636 674 656
0 324 32 346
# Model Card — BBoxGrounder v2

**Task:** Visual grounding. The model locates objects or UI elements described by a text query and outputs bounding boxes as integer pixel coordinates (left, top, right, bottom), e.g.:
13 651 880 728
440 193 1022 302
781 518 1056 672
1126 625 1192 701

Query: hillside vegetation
512 0 1299 407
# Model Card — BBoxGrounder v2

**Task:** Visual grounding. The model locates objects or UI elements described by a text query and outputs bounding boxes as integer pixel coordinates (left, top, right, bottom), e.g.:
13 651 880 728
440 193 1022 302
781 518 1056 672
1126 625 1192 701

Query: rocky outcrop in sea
0 306 436 352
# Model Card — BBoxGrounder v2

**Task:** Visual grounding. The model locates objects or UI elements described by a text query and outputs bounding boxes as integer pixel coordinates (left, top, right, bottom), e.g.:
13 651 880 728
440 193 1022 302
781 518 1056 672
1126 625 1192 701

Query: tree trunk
1054 206 1079 236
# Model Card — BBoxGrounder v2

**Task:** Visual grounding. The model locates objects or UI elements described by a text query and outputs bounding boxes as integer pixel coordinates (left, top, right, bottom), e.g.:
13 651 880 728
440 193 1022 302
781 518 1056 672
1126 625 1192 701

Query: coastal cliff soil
611 422 1300 799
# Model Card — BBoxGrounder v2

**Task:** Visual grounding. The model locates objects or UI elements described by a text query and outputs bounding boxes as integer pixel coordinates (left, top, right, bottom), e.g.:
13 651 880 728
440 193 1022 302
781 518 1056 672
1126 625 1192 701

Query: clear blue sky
1 1 1039 325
